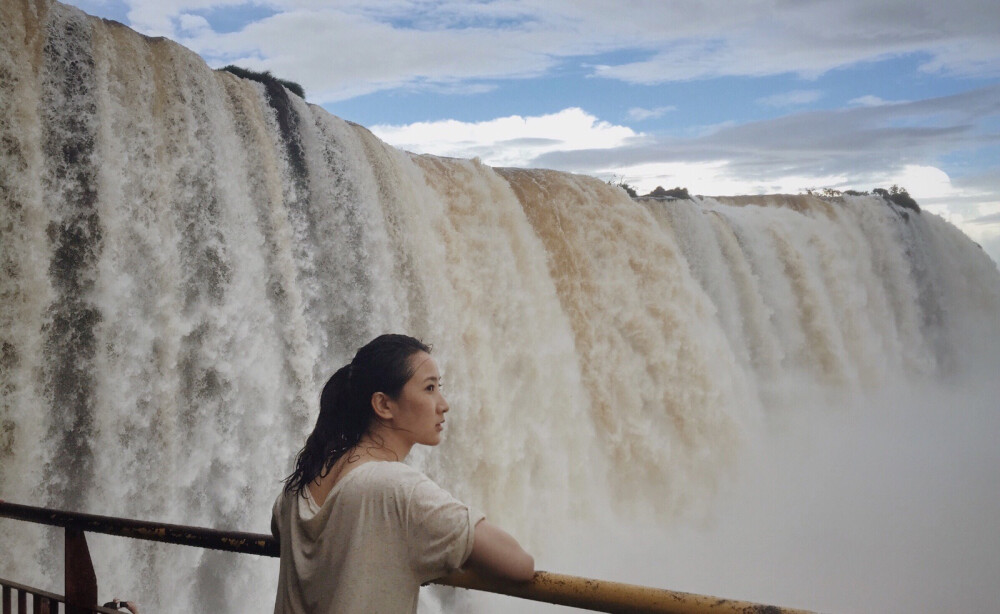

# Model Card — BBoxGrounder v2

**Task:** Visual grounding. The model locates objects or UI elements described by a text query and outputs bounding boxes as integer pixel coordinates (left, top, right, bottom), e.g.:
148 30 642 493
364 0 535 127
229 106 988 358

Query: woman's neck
358 427 412 461
307 435 406 504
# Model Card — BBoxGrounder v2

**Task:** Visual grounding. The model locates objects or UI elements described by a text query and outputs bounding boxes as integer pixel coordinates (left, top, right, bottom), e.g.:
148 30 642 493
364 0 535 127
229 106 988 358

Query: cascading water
2 1 999 612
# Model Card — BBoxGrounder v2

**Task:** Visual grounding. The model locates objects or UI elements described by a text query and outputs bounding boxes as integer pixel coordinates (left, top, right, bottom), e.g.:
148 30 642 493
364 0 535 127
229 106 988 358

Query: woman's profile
272 334 534 613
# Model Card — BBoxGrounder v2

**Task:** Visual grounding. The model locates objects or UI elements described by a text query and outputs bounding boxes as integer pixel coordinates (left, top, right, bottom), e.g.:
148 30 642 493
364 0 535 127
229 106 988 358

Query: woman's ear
371 392 395 421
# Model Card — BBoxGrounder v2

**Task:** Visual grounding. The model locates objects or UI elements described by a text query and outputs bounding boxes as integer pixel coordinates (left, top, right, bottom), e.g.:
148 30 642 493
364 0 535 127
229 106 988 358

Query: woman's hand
465 519 535 582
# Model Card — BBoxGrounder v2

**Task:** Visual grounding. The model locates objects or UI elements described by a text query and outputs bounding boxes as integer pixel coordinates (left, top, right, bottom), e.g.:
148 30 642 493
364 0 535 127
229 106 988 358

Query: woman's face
390 352 449 446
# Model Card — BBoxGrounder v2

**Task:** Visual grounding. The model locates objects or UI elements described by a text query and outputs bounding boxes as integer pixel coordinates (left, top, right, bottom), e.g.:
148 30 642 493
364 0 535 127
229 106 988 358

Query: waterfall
2 2 999 612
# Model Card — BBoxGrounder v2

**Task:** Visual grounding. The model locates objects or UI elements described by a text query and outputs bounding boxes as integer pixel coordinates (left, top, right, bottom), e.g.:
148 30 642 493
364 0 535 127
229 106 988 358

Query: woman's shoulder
328 462 426 511
356 462 468 520
344 461 445 501
354 460 427 485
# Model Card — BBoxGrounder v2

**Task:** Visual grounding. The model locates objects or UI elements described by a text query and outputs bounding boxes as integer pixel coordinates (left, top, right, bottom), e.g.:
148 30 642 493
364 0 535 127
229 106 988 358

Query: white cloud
117 0 243 38
970 212 1000 225
628 106 677 121
886 165 956 200
191 10 574 102
594 160 805 197
371 107 639 168
414 82 498 96
533 85 1000 180
177 13 210 34
589 1 1000 83
757 90 823 108
848 95 894 107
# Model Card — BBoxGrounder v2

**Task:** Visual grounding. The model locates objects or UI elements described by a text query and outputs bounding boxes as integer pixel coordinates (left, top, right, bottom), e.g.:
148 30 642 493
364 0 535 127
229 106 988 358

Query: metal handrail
0 577 124 614
0 501 276 556
0 500 816 614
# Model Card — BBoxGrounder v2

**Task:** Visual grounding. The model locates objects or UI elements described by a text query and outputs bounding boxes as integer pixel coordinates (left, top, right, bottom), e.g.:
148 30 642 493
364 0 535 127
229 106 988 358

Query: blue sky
67 0 1000 260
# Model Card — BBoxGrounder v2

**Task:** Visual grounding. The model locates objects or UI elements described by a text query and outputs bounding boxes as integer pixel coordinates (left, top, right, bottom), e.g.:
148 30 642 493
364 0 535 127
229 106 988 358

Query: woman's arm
464 519 535 581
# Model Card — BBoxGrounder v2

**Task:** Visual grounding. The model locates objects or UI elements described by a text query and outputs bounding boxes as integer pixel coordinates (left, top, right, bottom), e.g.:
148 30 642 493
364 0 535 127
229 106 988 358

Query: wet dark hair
284 334 431 495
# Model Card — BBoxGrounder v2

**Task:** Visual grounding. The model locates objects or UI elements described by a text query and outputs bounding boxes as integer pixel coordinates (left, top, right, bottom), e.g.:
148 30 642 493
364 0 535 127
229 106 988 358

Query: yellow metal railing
0 500 815 614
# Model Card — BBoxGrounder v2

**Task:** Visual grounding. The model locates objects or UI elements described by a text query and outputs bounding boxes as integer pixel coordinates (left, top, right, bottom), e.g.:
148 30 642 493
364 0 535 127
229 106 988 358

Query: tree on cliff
608 176 638 197
874 185 920 212
220 65 306 99
647 186 690 199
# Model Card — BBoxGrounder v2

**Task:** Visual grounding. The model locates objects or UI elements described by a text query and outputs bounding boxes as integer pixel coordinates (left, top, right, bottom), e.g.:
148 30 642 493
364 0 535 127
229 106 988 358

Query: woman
272 334 534 614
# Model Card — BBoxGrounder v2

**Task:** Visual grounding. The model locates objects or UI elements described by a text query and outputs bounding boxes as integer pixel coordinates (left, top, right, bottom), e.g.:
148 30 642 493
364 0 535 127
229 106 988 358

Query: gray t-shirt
272 461 484 614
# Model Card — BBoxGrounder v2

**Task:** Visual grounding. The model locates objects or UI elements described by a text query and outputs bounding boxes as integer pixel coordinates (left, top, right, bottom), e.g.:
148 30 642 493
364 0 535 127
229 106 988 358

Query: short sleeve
403 472 486 583
270 492 282 538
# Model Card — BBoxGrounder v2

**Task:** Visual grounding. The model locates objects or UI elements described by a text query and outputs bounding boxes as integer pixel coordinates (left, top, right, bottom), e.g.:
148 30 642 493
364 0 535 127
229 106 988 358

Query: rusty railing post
64 528 97 614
